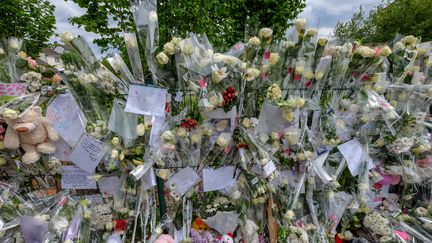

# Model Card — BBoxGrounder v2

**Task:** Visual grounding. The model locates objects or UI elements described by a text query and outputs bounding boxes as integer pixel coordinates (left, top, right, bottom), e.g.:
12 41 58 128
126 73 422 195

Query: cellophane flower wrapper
131 0 159 84
108 98 139 146
70 36 100 71
0 37 23 83
124 32 145 82
107 53 136 85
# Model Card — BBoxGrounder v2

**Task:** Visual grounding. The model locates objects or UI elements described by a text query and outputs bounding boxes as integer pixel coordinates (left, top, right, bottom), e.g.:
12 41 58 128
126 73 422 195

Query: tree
335 0 432 43
0 0 56 57
334 6 375 43
66 0 306 52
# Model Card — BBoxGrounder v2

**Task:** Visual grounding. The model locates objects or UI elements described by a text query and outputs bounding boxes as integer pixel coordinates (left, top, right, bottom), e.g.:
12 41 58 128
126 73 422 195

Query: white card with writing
167 167 200 197
141 168 157 190
61 166 97 189
46 92 87 147
69 134 106 173
125 85 167 117
203 166 235 192
263 160 276 177
338 138 375 176
98 176 121 197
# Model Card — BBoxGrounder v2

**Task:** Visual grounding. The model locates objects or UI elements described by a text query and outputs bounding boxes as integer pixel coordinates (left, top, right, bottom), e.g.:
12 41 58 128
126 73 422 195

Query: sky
49 0 382 57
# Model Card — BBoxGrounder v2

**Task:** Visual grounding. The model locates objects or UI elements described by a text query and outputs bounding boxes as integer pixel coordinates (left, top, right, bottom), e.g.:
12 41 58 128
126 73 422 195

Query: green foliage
66 0 306 52
335 0 432 43
0 0 56 57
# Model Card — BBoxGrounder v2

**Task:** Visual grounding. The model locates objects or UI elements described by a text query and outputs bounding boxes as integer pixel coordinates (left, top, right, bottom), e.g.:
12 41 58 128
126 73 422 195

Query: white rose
344 231 353 241
243 68 260 81
8 38 20 50
231 190 241 200
355 46 375 58
223 55 238 66
212 66 228 83
306 28 317 37
213 53 225 63
2 108 19 120
157 169 169 179
268 53 280 65
259 28 273 38
283 41 295 49
171 37 182 48
176 127 187 138
136 123 146 136
303 70 314 80
163 42 175 55
381 46 392 57
156 52 169 64
111 137 120 146
59 31 75 43
294 97 305 108
111 150 119 159
248 36 261 47
401 35 417 46
242 118 251 128
161 131 175 143
0 48 4 55
216 133 232 147
295 18 307 32
191 134 202 144
181 44 193 55
17 51 27 60
149 11 158 22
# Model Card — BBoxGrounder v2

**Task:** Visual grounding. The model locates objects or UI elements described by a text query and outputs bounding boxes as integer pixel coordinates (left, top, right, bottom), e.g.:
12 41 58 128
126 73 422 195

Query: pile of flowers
0 4 432 242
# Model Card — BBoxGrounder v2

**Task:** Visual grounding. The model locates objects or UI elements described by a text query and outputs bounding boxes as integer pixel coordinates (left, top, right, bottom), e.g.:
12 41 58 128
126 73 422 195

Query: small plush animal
3 106 58 164
217 232 234 243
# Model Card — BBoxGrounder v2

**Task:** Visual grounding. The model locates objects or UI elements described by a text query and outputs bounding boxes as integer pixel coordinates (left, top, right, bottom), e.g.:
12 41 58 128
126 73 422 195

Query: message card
69 134 106 173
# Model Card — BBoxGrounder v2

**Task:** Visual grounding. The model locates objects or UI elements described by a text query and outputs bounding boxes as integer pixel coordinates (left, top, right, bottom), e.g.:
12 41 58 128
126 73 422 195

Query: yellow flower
171 37 182 48
401 35 417 46
355 46 375 58
295 61 305 74
294 97 305 108
283 110 294 121
315 71 324 80
156 52 169 64
248 36 261 47
242 118 251 128
17 51 27 60
177 127 187 138
2 108 19 120
306 28 317 37
191 134 202 144
0 157 6 166
303 70 314 80
268 53 280 65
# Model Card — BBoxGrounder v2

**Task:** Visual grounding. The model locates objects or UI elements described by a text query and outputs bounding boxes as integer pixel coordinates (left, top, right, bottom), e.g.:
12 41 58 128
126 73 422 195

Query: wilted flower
156 52 169 64
259 28 273 38
248 36 261 47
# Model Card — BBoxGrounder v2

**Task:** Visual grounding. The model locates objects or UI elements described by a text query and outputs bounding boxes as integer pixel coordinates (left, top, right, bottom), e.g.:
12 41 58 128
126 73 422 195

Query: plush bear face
7 107 42 134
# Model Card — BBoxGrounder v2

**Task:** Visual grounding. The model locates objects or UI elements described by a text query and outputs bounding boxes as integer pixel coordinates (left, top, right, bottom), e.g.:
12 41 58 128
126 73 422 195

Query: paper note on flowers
0 83 27 96
69 134 106 173
338 138 375 176
203 166 236 192
61 165 97 189
46 92 87 147
167 167 200 197
125 85 167 117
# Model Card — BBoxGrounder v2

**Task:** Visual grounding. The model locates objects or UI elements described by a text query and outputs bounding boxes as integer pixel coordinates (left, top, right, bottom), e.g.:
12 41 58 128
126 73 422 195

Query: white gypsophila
268 53 280 65
364 212 392 236
20 71 42 83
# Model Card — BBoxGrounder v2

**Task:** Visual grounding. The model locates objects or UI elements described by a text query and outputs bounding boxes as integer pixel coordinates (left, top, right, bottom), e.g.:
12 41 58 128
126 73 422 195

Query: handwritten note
203 166 235 192
338 138 375 176
46 93 87 147
61 166 97 189
125 85 167 117
69 134 106 173
263 160 276 177
0 83 27 96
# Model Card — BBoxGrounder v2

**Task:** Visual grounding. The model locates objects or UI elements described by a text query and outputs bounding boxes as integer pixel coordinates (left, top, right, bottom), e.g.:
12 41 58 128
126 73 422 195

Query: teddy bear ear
31 106 43 115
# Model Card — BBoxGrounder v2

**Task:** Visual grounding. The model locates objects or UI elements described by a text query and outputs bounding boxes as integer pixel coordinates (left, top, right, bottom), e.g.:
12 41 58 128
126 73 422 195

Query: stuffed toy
217 232 234 243
154 234 174 243
3 106 58 164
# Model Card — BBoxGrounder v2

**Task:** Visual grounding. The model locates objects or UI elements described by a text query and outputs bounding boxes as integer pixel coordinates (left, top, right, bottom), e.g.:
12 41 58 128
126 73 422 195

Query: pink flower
263 51 270 60
27 57 38 69
198 79 207 89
